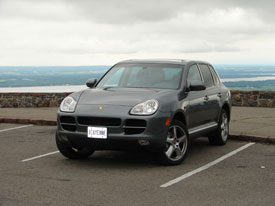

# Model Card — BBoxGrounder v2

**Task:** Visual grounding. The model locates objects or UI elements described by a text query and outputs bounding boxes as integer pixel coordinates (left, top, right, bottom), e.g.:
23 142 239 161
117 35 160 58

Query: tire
56 133 95 159
208 109 229 146
157 120 190 166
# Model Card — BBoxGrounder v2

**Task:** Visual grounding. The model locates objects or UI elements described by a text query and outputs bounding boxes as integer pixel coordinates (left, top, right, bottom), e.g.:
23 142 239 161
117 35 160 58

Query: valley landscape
0 64 275 91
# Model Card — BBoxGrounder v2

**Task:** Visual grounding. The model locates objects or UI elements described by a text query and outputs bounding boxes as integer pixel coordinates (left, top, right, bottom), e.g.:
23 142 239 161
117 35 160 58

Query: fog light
138 139 150 146
60 135 69 142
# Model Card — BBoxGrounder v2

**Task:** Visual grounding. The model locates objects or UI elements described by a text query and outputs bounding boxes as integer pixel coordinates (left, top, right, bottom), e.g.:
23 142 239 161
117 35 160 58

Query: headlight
130 99 159 115
60 96 77 112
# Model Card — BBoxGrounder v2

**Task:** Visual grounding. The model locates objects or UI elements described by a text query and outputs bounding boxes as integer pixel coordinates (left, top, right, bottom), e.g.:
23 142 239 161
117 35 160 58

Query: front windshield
97 63 184 89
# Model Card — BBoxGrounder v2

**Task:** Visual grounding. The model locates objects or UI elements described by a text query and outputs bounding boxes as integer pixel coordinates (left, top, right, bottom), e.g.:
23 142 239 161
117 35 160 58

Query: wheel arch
172 110 187 127
221 103 231 121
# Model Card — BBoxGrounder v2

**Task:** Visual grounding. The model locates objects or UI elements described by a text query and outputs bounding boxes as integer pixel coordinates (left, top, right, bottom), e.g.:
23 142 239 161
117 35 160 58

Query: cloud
1 0 274 24
0 0 274 65
66 0 275 25
0 0 76 21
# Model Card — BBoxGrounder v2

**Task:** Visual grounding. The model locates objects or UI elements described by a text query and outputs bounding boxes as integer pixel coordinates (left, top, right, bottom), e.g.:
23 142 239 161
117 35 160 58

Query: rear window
199 64 214 88
208 65 220 85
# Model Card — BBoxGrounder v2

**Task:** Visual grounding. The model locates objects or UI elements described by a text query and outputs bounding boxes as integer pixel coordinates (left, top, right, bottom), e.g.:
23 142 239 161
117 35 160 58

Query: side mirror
189 81 206 91
86 78 97 88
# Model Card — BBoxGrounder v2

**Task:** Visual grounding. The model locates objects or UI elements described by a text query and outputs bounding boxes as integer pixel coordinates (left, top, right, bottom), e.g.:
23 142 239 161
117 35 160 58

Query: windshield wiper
103 87 114 90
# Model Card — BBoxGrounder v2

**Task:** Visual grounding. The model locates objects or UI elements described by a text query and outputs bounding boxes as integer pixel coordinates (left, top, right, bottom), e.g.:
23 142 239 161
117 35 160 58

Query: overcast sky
0 0 274 66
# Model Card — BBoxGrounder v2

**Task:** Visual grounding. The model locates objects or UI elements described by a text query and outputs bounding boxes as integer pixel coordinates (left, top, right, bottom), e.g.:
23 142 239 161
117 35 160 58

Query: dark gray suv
56 59 231 165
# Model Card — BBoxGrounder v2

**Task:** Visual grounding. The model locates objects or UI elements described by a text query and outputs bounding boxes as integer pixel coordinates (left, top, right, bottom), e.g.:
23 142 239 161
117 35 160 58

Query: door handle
217 93 222 98
204 95 209 102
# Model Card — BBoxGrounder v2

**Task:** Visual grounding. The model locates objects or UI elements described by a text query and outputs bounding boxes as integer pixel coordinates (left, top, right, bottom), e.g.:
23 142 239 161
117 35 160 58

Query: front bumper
57 104 171 150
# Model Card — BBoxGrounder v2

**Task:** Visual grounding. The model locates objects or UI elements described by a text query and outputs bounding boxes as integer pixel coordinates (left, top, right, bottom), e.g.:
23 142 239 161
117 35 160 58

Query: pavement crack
4 172 71 182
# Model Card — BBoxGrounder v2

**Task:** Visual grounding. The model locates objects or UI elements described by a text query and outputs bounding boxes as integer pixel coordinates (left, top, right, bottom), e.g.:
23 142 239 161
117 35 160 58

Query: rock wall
231 90 275 107
0 93 71 108
0 90 274 108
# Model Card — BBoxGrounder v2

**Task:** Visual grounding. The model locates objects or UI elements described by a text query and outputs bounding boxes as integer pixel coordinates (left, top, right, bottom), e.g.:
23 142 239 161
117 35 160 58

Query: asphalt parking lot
0 124 275 206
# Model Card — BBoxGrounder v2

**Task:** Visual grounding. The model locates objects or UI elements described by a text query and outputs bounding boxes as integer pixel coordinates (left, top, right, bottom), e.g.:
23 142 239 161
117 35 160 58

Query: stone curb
229 133 275 144
1 117 274 144
0 118 57 126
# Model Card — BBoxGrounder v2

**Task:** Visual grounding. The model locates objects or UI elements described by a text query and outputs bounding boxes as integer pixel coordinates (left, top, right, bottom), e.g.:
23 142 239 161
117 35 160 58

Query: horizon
1 63 275 67
1 64 275 91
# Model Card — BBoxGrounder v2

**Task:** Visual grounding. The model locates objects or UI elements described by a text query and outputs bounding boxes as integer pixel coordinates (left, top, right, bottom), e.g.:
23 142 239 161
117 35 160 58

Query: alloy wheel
220 113 229 142
165 125 188 161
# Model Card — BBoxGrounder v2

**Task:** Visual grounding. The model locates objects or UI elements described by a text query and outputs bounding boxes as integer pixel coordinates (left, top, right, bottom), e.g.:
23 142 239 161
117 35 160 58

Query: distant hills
0 65 275 90
215 65 275 90
0 66 109 87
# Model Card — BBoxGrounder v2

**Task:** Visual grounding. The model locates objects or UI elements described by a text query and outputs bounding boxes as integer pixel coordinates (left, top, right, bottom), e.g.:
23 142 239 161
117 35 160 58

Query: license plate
87 127 107 139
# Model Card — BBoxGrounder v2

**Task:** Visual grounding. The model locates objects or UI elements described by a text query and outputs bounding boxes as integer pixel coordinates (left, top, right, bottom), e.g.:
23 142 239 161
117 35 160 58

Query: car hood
78 88 167 106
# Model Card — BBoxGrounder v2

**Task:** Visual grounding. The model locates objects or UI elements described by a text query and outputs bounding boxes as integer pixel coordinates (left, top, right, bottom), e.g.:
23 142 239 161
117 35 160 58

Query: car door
198 64 221 124
208 64 224 122
185 64 208 129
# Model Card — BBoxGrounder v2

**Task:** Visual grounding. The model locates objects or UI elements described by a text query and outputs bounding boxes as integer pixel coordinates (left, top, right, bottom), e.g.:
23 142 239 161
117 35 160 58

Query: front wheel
156 120 190 166
208 109 229 145
56 133 95 159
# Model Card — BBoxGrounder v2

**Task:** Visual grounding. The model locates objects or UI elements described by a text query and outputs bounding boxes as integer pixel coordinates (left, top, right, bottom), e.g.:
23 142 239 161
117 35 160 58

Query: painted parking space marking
160 142 255 188
0 124 33 133
21 151 59 162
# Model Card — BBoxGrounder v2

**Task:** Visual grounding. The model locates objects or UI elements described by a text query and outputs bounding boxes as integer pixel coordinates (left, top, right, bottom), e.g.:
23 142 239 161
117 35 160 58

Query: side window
187 64 202 84
199 64 214 88
208 65 220 85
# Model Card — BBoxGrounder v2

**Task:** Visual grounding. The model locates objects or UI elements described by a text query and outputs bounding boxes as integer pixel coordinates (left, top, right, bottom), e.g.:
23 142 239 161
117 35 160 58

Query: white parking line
160 142 255 188
21 151 59 162
0 125 33 133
